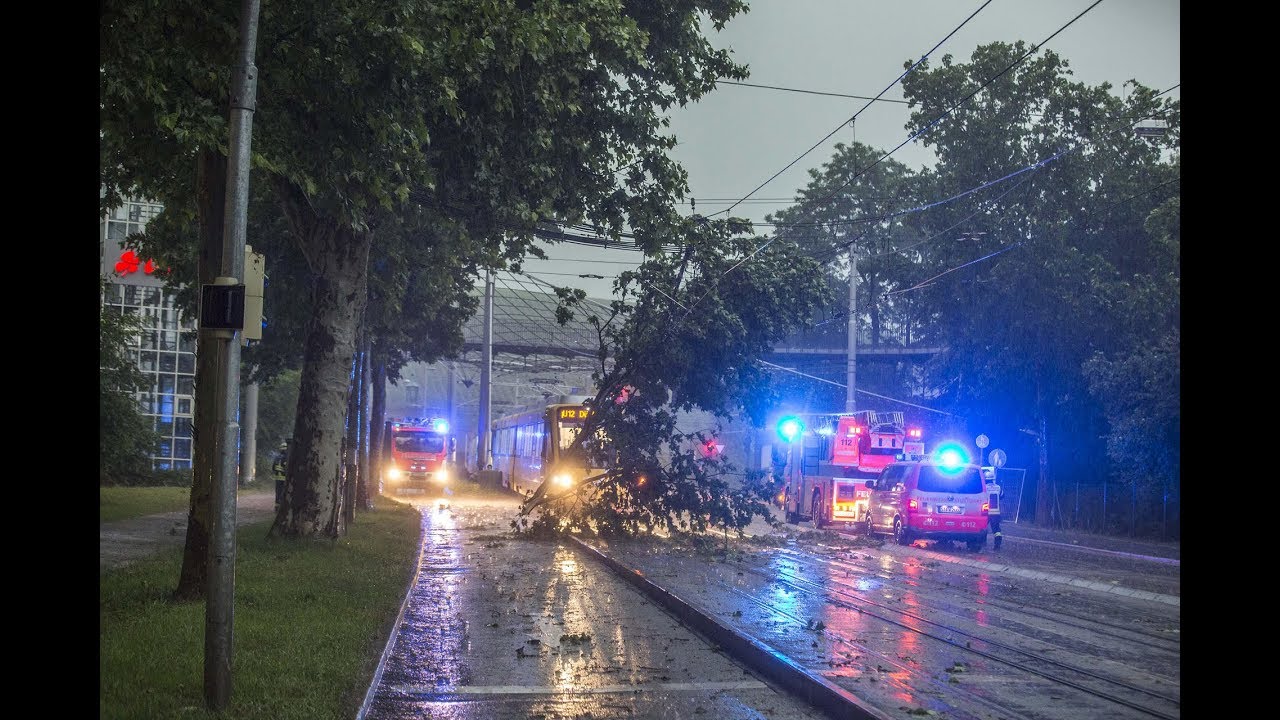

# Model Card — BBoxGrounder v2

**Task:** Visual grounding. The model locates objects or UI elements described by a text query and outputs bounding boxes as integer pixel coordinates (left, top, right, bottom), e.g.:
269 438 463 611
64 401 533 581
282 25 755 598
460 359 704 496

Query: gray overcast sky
512 0 1180 298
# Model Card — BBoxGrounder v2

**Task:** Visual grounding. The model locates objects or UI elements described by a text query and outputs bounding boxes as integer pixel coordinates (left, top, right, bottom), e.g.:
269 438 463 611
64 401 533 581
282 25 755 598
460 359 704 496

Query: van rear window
917 466 982 494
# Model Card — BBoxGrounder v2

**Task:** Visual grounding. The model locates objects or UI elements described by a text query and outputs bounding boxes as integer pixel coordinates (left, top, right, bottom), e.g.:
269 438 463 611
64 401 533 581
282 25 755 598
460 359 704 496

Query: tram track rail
724 584 1037 720
774 546 1181 653
772 566 1179 712
715 558 1180 720
613 532 1181 719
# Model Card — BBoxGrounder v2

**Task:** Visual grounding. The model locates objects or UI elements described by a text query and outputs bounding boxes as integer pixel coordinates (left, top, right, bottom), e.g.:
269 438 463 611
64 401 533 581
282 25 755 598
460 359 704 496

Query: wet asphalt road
361 490 830 720
596 519 1179 720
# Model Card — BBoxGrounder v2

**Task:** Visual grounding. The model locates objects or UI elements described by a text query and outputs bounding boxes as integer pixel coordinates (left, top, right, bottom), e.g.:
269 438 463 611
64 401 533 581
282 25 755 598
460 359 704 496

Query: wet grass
100 486 194 523
100 484 273 524
100 501 422 720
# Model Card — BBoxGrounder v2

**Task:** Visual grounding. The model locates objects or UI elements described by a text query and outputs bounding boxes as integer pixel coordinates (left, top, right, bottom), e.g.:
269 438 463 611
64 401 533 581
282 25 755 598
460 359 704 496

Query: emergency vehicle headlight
552 473 573 488
387 467 402 480
434 468 449 484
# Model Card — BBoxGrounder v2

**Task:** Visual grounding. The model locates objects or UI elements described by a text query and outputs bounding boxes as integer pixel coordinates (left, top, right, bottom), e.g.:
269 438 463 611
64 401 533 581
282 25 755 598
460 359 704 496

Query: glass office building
100 199 196 469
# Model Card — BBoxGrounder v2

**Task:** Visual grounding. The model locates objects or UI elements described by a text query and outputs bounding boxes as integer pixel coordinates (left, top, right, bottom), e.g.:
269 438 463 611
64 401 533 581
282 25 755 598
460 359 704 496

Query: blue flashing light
433 419 449 433
777 416 804 443
934 443 968 472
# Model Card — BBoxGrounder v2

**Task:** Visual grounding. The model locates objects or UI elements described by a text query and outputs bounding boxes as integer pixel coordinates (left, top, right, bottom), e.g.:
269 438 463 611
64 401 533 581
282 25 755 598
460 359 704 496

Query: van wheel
967 538 984 552
812 496 826 529
893 517 911 545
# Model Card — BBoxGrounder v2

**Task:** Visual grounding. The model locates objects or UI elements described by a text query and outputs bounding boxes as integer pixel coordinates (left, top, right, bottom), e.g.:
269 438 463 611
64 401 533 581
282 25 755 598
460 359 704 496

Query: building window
103 199 195 471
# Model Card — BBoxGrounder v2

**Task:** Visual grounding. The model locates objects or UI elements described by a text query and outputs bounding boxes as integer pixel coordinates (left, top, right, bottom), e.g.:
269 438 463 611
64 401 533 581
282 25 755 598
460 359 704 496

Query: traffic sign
975 434 989 449
989 448 1007 468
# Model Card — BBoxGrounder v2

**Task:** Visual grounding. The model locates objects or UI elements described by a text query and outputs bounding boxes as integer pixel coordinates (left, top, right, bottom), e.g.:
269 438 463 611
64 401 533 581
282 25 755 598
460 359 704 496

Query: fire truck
776 411 925 531
381 417 452 494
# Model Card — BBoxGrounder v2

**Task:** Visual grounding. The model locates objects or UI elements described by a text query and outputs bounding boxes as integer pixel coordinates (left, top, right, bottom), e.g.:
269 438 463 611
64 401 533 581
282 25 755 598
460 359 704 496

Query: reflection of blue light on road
854 577 880 593
771 585 800 618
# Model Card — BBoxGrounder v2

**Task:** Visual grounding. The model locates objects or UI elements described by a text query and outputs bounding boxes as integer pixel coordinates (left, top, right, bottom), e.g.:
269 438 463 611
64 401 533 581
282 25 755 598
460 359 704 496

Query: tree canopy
752 41 1179 527
519 216 835 537
102 0 754 539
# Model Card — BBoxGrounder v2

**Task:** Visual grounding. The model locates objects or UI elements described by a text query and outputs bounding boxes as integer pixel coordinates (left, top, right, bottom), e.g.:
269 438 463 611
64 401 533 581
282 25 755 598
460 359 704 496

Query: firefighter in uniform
985 469 1004 550
272 440 291 511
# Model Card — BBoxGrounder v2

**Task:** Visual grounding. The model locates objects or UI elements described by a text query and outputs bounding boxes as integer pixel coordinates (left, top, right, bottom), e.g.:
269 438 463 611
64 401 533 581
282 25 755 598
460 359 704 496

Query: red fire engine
381 417 451 494
776 411 925 531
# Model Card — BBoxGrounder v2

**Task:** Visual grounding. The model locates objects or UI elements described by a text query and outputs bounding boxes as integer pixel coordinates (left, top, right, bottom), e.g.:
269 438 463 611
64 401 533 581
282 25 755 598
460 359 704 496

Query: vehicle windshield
917 466 983 494
559 423 583 451
394 432 445 454
836 484 861 501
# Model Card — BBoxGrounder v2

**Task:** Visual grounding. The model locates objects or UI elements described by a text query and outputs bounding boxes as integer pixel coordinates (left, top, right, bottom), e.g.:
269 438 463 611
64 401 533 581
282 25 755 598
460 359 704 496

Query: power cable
716 80 910 104
757 360 955 416
711 0 996 219
673 2 1112 331
800 0 1108 217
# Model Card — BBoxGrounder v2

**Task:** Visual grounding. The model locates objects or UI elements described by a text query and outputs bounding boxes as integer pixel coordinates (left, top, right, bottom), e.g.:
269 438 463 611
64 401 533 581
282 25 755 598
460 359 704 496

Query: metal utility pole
205 0 260 708
477 270 494 471
239 381 258 486
845 249 857 413
447 362 456 464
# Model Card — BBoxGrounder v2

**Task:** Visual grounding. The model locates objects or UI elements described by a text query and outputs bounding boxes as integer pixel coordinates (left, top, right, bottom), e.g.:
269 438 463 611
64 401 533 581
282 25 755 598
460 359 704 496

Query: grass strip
100 500 421 719
100 485 274 524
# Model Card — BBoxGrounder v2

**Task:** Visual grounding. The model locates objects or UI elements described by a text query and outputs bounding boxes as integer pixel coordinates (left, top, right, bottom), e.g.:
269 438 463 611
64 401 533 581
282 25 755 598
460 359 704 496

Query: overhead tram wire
861 97 1181 281
673 141 1070 327
791 0 1109 219
778 7 1162 271
709 0 996 220
716 80 911 104
485 271 601 360
757 360 956 417
755 76 1176 240
672 1 1003 327
882 175 1180 299
516 270 615 315
807 150 1066 265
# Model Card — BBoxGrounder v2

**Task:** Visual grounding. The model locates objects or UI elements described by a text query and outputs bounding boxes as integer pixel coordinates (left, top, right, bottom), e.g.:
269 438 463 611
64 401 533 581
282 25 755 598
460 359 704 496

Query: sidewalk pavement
99 490 277 574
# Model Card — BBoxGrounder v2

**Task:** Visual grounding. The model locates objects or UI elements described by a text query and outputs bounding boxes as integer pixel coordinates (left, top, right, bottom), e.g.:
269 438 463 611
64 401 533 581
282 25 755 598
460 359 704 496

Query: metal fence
998 467 1180 541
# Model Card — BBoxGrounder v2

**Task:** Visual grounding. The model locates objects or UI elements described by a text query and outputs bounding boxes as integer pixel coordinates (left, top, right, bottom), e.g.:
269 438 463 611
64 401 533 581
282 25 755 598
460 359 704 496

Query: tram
491 397 604 496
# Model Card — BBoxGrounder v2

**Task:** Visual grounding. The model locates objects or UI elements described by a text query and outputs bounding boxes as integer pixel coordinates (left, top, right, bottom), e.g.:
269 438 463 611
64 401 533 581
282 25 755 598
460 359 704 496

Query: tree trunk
342 349 359 526
270 202 371 538
369 357 387 501
174 148 227 601
356 336 373 509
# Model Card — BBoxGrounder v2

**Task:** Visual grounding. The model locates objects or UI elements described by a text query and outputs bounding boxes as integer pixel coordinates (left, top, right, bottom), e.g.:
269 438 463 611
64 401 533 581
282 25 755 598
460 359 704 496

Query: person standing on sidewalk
273 440 291 511
983 467 1004 550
